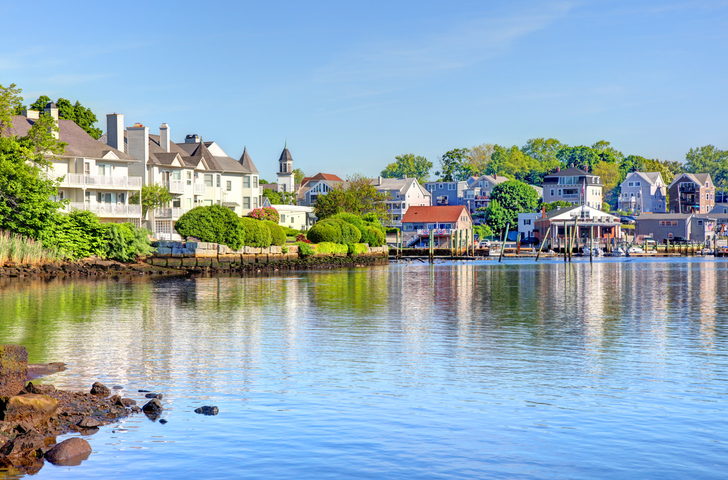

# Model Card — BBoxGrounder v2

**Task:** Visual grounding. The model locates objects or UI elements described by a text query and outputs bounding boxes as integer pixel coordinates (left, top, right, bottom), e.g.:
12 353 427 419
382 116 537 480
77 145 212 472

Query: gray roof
669 172 712 189
635 213 693 220
279 147 293 162
238 147 259 174
466 174 508 188
8 116 136 162
543 167 602 186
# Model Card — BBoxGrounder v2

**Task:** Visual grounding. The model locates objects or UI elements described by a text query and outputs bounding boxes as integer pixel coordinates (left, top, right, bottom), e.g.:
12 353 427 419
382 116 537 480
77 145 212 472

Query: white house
542 167 603 209
618 172 667 213
517 212 541 238
7 105 142 225
372 177 431 227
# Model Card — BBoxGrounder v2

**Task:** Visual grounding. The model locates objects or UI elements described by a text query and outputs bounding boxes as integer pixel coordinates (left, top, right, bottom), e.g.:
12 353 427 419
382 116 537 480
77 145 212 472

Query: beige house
7 105 142 225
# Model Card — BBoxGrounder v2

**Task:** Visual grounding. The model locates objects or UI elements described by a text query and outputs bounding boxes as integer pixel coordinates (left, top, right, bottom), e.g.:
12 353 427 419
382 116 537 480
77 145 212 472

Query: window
173 198 181 208
187 172 192 185
84 163 91 175
635 181 641 186
253 197 258 208
550 189 555 196
226 181 232 192
244 176 251 188
243 197 250 209
281 214 286 222
173 171 181 181
291 217 295 224
253 176 258 188
204 174 213 187
628 182 634 187
216 175 221 188
524 219 531 225
448 184 456 191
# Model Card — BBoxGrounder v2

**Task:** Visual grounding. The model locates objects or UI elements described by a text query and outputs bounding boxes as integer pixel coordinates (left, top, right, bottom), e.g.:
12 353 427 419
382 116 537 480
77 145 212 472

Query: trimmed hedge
175 205 245 250
282 226 301 237
329 212 385 247
263 220 286 246
315 242 348 255
348 243 368 256
296 241 315 257
307 218 362 245
240 217 272 248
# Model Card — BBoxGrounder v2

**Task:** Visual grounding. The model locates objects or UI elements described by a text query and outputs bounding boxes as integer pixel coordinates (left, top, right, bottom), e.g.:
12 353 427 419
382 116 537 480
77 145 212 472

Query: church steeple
277 144 295 193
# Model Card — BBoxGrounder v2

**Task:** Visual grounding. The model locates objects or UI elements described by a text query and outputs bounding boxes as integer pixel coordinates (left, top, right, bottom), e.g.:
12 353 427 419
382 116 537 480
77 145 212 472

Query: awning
222 202 239 207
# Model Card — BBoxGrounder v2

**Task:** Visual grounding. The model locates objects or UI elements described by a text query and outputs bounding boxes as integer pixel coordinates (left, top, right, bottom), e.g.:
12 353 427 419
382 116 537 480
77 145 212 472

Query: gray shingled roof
669 173 713 189
279 147 293 163
8 116 136 162
238 147 259 174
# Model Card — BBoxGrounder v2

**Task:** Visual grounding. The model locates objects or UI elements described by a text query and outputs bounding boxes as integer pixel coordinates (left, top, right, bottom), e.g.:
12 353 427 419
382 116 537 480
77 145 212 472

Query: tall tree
314 174 389 221
484 180 539 232
380 153 432 184
293 168 305 185
0 83 66 239
467 143 495 176
521 138 564 170
591 140 624 163
28 95 102 139
487 145 538 182
556 145 601 172
435 148 472 181
685 145 728 185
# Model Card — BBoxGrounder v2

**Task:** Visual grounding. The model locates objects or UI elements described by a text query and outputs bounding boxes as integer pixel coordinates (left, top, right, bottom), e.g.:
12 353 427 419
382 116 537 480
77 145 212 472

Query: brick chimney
106 113 124 151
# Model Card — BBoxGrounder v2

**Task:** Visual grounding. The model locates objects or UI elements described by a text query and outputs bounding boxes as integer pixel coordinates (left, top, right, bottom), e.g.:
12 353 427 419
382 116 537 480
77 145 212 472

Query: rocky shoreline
0 346 164 475
0 252 388 280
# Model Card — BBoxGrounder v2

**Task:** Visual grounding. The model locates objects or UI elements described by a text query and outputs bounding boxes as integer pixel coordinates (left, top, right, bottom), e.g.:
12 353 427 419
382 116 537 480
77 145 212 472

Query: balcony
154 207 189 219
561 193 580 199
679 184 697 193
194 183 207 195
417 228 453 236
52 173 142 189
165 180 185 194
63 202 142 217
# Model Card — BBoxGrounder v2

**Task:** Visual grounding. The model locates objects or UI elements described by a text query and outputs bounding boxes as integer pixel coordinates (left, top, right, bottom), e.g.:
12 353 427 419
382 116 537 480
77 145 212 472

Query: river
1 257 727 479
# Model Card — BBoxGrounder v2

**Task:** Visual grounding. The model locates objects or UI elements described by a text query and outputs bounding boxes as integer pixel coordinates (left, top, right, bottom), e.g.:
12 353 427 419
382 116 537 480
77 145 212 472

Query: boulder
0 345 28 398
142 399 163 414
90 382 110 396
0 431 47 458
117 398 136 407
44 437 92 466
24 382 56 395
194 406 219 416
144 393 163 399
0 394 58 427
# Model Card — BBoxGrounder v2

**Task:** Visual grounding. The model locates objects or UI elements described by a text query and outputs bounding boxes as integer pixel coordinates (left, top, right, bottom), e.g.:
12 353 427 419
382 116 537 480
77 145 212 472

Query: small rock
90 382 110 396
142 398 163 414
77 417 101 428
194 406 219 416
109 395 121 404
130 406 142 413
112 386 123 390
45 438 92 466
0 431 46 458
159 419 168 424
138 389 151 393
144 393 163 399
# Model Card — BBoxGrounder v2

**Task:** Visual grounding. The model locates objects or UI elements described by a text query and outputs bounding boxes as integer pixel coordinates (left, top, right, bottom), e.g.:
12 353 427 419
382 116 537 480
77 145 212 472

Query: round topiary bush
239 217 272 248
263 220 286 246
175 205 245 249
307 220 342 243
363 225 385 247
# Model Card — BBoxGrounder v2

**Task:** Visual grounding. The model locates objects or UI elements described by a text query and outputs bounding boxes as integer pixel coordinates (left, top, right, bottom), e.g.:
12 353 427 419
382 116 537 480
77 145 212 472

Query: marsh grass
0 231 66 265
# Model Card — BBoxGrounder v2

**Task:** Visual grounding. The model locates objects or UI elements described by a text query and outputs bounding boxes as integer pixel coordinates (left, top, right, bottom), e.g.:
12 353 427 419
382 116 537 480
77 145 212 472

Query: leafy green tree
487 145 538 181
522 138 564 167
484 180 539 233
467 143 495 177
557 145 601 172
540 200 574 212
262 188 282 205
293 168 305 185
435 148 472 181
314 174 389 221
591 140 624 163
685 145 728 185
130 183 172 218
0 85 66 240
380 153 432 184
28 95 102 139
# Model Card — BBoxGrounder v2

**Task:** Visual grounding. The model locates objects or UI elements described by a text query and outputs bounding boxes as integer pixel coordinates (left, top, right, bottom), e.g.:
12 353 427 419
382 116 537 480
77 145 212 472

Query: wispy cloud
313 3 575 85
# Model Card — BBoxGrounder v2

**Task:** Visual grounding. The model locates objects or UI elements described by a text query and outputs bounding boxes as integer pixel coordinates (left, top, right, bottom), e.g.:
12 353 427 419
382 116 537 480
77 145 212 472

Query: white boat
581 246 604 256
611 247 626 257
627 246 645 255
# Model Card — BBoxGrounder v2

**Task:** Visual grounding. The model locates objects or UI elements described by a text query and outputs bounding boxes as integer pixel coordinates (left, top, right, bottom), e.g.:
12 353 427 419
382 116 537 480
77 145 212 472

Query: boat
609 246 626 257
581 246 604 257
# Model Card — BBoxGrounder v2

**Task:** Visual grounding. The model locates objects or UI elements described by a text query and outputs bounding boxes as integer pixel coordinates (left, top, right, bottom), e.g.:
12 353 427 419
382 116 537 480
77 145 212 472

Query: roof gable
401 206 470 224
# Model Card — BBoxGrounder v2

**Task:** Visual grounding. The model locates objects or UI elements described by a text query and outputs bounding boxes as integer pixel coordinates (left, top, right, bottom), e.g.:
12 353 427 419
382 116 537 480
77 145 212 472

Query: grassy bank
0 231 66 265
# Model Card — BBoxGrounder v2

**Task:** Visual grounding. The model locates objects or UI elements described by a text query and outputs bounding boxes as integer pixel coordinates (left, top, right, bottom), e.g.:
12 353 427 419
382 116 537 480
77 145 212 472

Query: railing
51 173 142 188
154 207 189 219
679 184 697 193
194 183 207 195
562 194 580 199
165 180 184 193
417 228 452 236
63 202 142 217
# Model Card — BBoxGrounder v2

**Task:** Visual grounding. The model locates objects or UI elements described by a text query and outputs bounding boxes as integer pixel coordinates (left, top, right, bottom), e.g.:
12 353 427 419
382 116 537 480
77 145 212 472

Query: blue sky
1 0 726 181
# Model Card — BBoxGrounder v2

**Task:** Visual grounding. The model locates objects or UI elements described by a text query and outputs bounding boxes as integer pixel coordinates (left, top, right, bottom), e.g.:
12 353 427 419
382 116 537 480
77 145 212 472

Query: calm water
1 258 727 479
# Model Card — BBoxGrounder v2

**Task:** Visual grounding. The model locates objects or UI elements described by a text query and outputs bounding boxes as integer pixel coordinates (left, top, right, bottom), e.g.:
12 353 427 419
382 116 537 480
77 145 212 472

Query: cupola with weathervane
277 143 295 193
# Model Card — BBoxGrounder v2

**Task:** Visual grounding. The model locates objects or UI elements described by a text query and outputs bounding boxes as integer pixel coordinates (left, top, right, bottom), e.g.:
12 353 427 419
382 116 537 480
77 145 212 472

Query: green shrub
263 220 286 246
315 242 348 255
104 223 154 262
281 245 289 254
337 219 361 244
282 226 300 237
40 210 107 259
175 205 245 249
240 217 272 248
296 241 314 257
363 226 386 247
348 243 368 256
307 220 342 243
